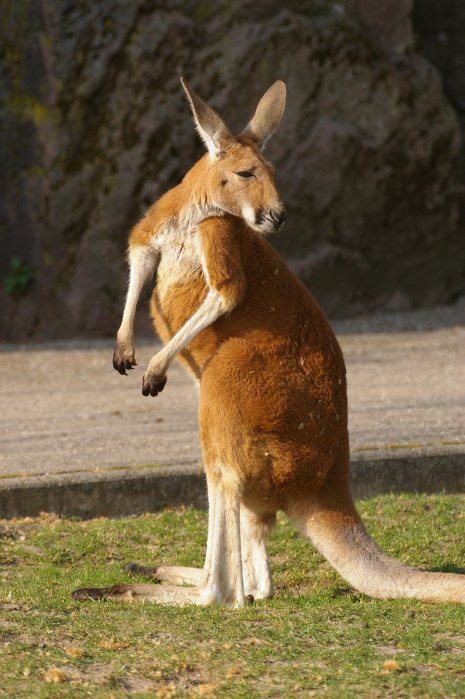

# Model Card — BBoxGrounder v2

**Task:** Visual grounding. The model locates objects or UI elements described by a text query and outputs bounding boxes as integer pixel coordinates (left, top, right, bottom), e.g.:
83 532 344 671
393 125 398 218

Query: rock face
342 0 414 51
1 0 464 340
413 0 465 171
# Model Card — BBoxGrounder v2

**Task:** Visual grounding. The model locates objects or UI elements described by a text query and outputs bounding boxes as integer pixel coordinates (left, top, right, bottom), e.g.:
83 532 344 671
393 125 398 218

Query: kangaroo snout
270 206 287 229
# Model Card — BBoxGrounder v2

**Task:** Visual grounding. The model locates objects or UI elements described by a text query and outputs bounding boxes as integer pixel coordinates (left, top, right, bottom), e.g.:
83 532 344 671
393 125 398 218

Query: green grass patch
1 494 465 697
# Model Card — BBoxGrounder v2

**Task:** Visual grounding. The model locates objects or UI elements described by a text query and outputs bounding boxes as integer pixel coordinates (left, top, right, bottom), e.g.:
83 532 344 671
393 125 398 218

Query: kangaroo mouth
254 208 286 234
264 215 285 232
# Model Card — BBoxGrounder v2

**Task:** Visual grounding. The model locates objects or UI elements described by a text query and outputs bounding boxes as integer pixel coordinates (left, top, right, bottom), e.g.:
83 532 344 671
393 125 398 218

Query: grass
1 494 465 697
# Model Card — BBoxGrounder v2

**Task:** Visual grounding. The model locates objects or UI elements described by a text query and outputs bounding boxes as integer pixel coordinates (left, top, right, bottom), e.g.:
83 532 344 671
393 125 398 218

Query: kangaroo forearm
146 290 224 376
119 244 156 338
113 241 157 375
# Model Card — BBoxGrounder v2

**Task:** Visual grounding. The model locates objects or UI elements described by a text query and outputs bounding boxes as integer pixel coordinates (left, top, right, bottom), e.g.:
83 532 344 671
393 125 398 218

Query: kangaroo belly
199 327 348 507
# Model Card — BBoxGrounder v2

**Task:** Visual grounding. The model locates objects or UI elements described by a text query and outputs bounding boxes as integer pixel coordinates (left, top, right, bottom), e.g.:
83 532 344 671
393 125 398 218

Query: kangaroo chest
156 226 205 295
152 226 208 339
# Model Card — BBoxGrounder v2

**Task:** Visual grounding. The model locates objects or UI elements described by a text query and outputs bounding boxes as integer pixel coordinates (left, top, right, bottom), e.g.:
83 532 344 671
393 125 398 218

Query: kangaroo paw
113 343 137 375
142 372 167 397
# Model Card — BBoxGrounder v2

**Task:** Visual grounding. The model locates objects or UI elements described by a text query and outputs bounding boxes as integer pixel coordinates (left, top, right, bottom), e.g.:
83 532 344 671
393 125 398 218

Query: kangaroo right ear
181 78 236 158
239 81 286 149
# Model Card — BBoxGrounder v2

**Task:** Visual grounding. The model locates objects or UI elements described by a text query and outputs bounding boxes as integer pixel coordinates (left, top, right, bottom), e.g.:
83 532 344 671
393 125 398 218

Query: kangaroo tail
288 489 465 604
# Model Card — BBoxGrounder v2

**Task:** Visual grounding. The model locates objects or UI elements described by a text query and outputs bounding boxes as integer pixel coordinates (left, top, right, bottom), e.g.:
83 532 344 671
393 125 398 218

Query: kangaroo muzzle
269 206 287 230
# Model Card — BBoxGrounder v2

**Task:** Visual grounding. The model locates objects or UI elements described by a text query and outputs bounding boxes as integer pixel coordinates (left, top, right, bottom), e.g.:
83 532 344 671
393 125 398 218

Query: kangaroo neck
176 155 224 228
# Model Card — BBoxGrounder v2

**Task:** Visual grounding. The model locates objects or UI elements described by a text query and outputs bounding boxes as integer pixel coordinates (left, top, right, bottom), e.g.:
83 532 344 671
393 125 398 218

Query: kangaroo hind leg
126 470 246 605
240 504 276 600
200 466 245 606
121 501 275 602
72 467 245 606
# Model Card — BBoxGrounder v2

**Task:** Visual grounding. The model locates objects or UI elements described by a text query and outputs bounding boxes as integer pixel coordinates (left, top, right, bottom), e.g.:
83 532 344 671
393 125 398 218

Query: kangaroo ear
181 78 236 158
239 81 286 149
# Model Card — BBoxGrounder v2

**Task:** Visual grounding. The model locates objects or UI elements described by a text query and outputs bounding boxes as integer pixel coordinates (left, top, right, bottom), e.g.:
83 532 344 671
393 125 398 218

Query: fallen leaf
66 647 84 658
381 659 401 674
242 637 260 646
43 668 67 683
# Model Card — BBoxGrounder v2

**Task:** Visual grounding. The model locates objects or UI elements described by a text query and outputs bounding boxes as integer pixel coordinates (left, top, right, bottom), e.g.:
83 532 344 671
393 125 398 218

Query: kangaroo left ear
181 78 237 158
239 81 286 150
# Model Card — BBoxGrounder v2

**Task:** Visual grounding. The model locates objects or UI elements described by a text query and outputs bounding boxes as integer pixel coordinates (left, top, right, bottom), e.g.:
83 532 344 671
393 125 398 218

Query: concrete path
1 301 464 517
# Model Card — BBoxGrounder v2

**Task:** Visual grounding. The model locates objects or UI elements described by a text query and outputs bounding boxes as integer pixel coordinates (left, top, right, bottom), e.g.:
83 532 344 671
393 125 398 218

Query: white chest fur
153 206 223 296
155 224 204 298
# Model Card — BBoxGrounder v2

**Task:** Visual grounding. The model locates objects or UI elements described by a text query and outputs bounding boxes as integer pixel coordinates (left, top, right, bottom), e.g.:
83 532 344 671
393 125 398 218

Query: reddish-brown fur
151 216 348 509
72 79 465 607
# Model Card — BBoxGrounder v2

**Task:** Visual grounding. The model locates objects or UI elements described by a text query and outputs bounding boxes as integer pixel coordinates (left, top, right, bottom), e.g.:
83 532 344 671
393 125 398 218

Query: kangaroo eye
235 171 254 178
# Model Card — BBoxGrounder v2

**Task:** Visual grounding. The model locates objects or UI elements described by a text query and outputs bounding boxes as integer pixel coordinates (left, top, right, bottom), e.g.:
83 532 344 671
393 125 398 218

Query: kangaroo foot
72 582 200 605
124 563 205 586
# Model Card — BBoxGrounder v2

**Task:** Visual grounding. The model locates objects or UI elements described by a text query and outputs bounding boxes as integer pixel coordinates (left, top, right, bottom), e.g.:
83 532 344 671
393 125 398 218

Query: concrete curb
349 447 465 499
0 465 207 519
1 447 464 518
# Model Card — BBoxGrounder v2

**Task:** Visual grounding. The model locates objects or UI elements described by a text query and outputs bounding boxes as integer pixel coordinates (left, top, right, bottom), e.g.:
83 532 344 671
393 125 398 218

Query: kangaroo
73 79 465 606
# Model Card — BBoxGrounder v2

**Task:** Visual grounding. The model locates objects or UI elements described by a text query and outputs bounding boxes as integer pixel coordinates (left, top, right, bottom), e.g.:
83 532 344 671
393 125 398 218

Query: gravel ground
1 301 464 483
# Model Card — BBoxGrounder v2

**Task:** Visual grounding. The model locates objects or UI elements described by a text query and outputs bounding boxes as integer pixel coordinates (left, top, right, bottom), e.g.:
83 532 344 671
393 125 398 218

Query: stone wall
1 0 464 340
413 0 465 172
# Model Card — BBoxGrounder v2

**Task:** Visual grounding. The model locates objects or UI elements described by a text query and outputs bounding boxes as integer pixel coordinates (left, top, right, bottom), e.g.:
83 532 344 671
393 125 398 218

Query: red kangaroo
73 79 465 606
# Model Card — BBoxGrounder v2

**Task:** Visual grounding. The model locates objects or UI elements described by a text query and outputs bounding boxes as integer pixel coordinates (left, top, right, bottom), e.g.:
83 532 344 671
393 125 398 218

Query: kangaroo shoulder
197 217 248 305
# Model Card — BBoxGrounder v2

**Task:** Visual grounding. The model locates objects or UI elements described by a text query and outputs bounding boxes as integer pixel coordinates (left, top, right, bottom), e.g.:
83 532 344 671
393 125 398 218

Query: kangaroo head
181 78 287 234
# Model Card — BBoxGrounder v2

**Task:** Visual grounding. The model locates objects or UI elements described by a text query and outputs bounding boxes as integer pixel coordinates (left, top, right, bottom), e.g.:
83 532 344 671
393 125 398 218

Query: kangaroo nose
270 207 287 228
